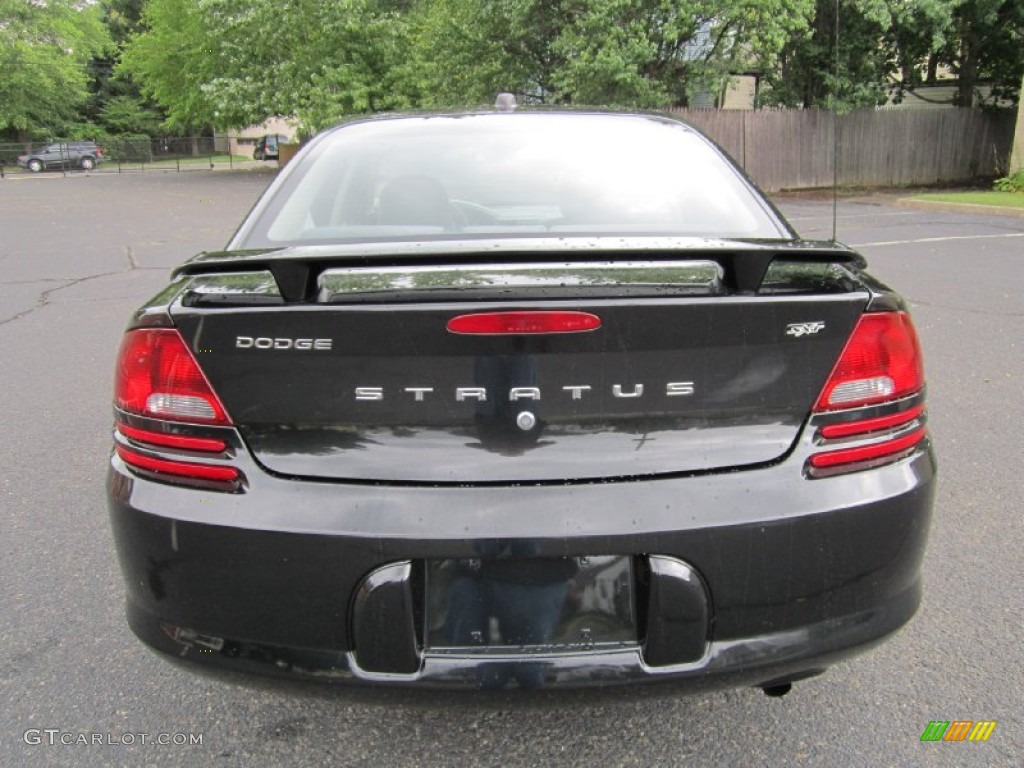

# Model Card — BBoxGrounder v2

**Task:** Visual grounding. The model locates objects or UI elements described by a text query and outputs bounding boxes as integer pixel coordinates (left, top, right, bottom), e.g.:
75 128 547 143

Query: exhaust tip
761 682 793 698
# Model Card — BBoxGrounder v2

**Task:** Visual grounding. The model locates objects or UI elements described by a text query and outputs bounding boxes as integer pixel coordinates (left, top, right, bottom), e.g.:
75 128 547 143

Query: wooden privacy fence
668 108 1016 191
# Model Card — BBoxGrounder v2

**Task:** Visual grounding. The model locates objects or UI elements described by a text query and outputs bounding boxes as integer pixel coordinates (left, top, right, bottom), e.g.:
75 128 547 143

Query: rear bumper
125 585 918 694
107 441 936 692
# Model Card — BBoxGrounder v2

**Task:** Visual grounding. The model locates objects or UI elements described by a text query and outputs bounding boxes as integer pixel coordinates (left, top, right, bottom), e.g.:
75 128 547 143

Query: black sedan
107 106 935 694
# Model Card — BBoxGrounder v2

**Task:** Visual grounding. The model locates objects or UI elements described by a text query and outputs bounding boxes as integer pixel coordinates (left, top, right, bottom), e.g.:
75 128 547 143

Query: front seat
377 175 457 229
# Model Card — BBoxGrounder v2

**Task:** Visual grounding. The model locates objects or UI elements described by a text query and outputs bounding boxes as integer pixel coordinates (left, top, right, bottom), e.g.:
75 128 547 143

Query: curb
1 166 278 181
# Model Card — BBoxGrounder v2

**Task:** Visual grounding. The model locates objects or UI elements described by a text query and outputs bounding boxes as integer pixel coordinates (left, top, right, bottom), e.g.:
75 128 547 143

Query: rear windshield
236 113 786 248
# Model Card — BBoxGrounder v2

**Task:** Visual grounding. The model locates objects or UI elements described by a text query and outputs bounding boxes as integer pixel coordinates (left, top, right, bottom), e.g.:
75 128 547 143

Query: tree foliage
9 0 1021 140
118 0 817 129
942 0 1024 107
118 0 220 131
552 0 815 107
403 0 815 109
0 0 110 138
99 94 162 135
399 0 568 107
759 0 891 110
120 0 410 132
202 0 411 129
760 0 1022 110
87 0 163 135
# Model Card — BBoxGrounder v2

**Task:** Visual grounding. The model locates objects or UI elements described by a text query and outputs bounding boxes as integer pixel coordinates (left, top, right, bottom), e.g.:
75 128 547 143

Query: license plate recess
424 555 636 653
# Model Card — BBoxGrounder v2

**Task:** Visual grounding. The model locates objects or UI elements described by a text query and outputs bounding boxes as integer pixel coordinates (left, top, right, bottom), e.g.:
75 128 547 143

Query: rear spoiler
172 238 867 303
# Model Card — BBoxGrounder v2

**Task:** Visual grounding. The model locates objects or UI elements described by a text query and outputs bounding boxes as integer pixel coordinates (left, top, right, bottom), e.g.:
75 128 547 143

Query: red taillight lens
809 426 926 469
115 444 239 483
114 329 230 424
116 423 227 453
814 312 924 411
447 311 601 335
818 403 925 440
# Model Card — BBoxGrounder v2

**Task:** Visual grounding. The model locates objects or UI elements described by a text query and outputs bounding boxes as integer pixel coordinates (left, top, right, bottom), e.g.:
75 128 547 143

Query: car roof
321 107 695 137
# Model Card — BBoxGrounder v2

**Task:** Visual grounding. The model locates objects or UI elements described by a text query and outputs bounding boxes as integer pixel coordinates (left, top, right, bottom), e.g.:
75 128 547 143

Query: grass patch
913 191 1024 209
101 154 252 169
140 154 251 167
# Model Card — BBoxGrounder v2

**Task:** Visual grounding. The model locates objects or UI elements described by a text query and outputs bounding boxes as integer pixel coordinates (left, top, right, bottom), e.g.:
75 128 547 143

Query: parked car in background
17 141 104 172
253 134 289 161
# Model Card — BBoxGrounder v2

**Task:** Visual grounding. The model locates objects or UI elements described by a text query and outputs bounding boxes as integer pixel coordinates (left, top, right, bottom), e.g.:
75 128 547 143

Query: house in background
884 81 1002 109
686 75 758 109
225 117 298 157
720 75 758 109
884 63 1012 110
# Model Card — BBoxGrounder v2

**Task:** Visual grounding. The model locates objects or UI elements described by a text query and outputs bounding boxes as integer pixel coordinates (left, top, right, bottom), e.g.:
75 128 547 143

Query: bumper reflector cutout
116 423 227 453
115 444 240 483
818 404 925 440
808 426 926 470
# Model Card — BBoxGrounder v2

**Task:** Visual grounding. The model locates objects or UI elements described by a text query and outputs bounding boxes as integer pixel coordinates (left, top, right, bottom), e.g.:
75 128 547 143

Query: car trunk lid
168 250 868 483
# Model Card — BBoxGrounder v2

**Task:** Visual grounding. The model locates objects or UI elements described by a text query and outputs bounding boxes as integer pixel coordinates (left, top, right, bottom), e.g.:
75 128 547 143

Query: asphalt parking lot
0 171 1020 767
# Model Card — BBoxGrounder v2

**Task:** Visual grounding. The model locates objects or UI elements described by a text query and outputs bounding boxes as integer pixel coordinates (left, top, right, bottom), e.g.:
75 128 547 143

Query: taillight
814 312 924 410
113 329 240 489
809 312 927 476
115 329 230 424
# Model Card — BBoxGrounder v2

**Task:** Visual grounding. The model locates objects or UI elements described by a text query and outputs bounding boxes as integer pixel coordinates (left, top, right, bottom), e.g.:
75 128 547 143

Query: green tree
759 0 902 110
942 0 1023 106
87 0 166 135
883 0 955 97
399 0 567 106
553 0 814 107
0 0 110 140
119 0 221 132
115 0 1021 136
759 0 1021 110
201 0 411 129
404 0 814 109
123 0 410 132
99 94 162 135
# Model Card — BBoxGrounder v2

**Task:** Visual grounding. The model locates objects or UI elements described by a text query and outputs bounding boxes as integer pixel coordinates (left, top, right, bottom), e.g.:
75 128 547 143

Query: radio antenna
831 0 840 242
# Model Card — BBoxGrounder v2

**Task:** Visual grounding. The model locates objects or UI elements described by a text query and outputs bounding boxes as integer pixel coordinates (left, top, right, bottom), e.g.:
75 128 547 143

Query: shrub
994 169 1024 193
64 124 112 144
106 134 154 163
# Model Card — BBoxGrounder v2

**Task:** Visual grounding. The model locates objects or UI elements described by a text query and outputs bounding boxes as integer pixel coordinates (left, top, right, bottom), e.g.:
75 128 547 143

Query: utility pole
1011 72 1024 174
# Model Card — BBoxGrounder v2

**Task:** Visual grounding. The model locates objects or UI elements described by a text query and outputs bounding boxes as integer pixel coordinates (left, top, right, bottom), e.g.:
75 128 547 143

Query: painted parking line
785 211 922 222
850 232 1024 248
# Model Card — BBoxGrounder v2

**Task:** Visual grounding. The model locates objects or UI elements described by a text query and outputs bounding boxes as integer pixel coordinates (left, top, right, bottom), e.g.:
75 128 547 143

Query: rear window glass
238 114 785 248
